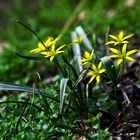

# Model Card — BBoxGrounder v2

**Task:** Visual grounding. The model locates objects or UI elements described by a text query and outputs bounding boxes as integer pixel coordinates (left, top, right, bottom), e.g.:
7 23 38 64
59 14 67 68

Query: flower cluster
30 31 137 85
80 50 106 84
87 61 106 84
80 50 94 65
80 31 137 84
105 31 133 46
30 35 85 61
30 35 66 61
106 31 137 65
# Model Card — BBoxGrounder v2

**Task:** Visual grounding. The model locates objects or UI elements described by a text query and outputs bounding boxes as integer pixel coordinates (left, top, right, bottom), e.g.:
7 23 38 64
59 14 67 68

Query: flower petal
123 34 133 40
80 58 86 62
122 44 127 55
96 75 100 83
51 43 55 51
109 55 119 58
41 52 48 55
99 69 106 74
125 56 134 61
91 64 98 72
54 35 62 43
50 56 55 61
91 49 94 57
43 54 50 58
45 37 54 46
109 35 118 41
30 48 40 53
114 42 119 46
88 75 96 84
82 62 88 65
126 49 138 56
105 41 116 45
110 48 121 55
117 59 123 65
84 51 90 58
87 71 95 76
122 41 129 44
56 51 64 54
98 61 102 69
57 44 66 51
118 31 124 39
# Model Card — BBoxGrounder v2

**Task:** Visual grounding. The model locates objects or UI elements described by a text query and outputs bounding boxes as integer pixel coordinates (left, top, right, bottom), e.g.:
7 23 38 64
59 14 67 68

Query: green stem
53 57 67 78
98 116 102 140
117 60 125 80
17 20 48 50
34 74 53 114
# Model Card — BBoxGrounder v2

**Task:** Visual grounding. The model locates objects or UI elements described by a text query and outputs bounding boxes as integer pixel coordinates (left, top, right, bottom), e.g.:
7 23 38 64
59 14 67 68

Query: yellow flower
72 36 83 44
87 61 106 84
105 31 133 46
109 44 138 65
80 50 94 65
41 43 66 61
30 35 62 53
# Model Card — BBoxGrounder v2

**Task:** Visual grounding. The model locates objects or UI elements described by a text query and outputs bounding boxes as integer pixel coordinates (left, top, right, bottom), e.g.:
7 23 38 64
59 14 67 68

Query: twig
121 88 131 106
22 116 35 131
132 82 140 89
108 112 122 130
60 0 86 36
15 101 28 133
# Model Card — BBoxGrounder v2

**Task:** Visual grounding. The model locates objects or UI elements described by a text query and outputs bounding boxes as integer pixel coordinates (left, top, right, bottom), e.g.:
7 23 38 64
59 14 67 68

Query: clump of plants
0 20 138 139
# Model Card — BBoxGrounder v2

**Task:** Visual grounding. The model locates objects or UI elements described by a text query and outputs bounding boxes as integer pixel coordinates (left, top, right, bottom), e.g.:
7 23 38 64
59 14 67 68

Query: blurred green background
0 0 140 83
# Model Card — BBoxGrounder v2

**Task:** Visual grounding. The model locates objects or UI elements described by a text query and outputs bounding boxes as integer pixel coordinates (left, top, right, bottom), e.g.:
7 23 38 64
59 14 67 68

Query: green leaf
0 82 56 101
0 83 75 111
101 56 117 82
62 55 78 80
15 52 46 61
60 78 69 114
53 57 67 78
67 69 88 110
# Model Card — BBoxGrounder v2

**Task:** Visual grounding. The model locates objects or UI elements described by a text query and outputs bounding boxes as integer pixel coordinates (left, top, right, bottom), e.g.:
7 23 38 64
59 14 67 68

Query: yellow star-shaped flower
80 50 94 65
87 61 106 84
41 43 66 61
109 44 138 65
72 36 83 44
30 35 62 53
105 31 133 46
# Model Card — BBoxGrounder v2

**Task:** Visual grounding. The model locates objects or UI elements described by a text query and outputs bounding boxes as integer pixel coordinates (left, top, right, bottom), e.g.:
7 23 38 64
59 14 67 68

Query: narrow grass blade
0 83 76 110
15 52 46 60
53 57 67 78
0 82 56 101
62 55 78 80
105 26 110 55
60 78 69 114
68 69 88 108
